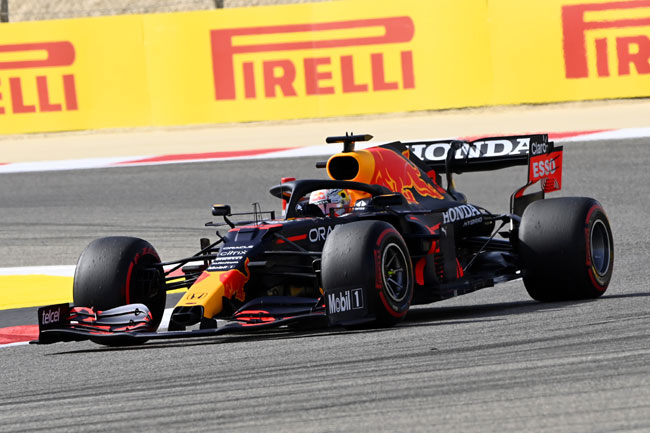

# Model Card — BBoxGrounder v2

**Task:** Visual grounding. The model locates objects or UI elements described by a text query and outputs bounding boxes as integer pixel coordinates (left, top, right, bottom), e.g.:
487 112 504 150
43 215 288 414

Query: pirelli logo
210 16 415 100
563 0 650 78
0 41 78 115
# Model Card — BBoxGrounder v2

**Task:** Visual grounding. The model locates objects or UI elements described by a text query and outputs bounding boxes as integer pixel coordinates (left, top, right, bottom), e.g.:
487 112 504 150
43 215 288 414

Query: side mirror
212 204 231 216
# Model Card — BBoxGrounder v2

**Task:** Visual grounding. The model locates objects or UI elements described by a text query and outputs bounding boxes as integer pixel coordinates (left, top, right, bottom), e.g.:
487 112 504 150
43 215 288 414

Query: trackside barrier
0 0 648 134
490 0 650 104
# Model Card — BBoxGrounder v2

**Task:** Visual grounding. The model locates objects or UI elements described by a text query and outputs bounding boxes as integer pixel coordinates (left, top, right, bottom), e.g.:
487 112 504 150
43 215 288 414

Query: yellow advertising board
143 0 491 125
489 0 650 104
0 0 492 133
0 16 150 134
0 0 649 134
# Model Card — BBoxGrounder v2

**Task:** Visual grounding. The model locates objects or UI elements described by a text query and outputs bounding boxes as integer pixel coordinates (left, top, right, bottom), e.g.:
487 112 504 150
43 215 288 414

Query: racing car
35 133 614 345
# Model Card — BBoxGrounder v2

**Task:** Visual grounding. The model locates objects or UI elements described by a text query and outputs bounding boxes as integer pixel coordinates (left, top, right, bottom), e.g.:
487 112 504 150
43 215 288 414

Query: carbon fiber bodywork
36 133 568 345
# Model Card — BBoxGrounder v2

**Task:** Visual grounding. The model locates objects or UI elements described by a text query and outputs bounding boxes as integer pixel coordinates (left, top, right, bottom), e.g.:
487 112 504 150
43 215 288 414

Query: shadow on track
403 299 577 327
43 292 647 355
405 291 650 327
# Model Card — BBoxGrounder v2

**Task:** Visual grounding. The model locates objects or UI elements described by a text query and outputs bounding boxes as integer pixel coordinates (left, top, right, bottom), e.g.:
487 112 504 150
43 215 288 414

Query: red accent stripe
378 291 407 318
585 207 596 264
166 268 185 278
587 267 606 292
114 147 291 165
585 204 600 225
375 227 395 247
125 261 135 304
276 234 307 244
415 258 425 286
548 129 612 139
236 224 283 230
456 258 464 278
0 325 39 345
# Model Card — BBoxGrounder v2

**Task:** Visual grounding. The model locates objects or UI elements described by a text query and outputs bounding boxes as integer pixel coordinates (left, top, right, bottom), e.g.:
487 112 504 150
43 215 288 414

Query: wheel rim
590 219 611 277
381 243 409 303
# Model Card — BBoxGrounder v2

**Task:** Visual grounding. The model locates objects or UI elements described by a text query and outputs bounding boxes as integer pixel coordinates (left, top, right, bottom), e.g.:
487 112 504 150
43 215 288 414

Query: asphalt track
2 137 650 432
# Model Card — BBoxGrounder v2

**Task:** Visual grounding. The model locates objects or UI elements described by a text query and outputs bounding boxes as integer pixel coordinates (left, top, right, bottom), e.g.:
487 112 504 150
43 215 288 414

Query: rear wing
403 134 563 215
404 134 550 171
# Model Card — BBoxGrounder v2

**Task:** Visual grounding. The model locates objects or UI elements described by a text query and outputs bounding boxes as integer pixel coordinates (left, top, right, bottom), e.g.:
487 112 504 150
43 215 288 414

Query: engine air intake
327 155 360 180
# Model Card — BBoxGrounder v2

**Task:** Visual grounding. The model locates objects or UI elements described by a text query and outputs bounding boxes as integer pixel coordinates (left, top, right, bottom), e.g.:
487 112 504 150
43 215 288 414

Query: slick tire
519 197 614 301
73 236 166 330
321 220 414 326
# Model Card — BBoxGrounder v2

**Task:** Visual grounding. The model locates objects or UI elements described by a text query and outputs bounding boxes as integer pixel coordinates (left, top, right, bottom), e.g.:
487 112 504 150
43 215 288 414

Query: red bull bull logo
369 148 444 203
219 258 251 302
177 258 251 319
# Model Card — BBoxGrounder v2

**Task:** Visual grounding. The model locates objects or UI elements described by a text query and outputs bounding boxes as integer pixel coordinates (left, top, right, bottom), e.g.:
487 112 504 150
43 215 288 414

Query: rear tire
321 220 413 326
73 236 166 330
519 197 614 301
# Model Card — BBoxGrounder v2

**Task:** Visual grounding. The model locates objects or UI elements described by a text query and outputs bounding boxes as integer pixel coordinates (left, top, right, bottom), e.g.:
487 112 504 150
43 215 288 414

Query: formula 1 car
36 133 614 345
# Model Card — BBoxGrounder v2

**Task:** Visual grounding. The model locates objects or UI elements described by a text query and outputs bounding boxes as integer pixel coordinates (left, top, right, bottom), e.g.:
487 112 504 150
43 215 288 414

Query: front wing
34 297 330 345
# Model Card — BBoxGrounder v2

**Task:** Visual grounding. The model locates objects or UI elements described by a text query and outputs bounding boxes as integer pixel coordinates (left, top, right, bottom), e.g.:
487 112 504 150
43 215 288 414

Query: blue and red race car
36 133 614 345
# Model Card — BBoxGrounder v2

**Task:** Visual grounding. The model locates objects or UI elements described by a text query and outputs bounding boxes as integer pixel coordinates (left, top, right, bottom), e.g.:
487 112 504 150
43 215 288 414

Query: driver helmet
309 189 351 217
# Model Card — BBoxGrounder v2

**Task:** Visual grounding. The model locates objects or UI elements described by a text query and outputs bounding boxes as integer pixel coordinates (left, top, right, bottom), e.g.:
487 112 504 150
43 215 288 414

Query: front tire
73 236 166 330
321 220 414 326
519 197 614 301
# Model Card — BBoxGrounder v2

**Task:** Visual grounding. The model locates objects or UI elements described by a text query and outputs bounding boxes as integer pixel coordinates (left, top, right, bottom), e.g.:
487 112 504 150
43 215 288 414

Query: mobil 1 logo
326 288 367 325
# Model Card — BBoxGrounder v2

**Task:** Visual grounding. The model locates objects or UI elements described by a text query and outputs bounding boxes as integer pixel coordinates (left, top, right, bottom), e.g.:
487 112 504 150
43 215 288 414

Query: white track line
3 127 649 174
558 127 650 141
0 265 75 277
0 341 31 348
0 157 143 174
